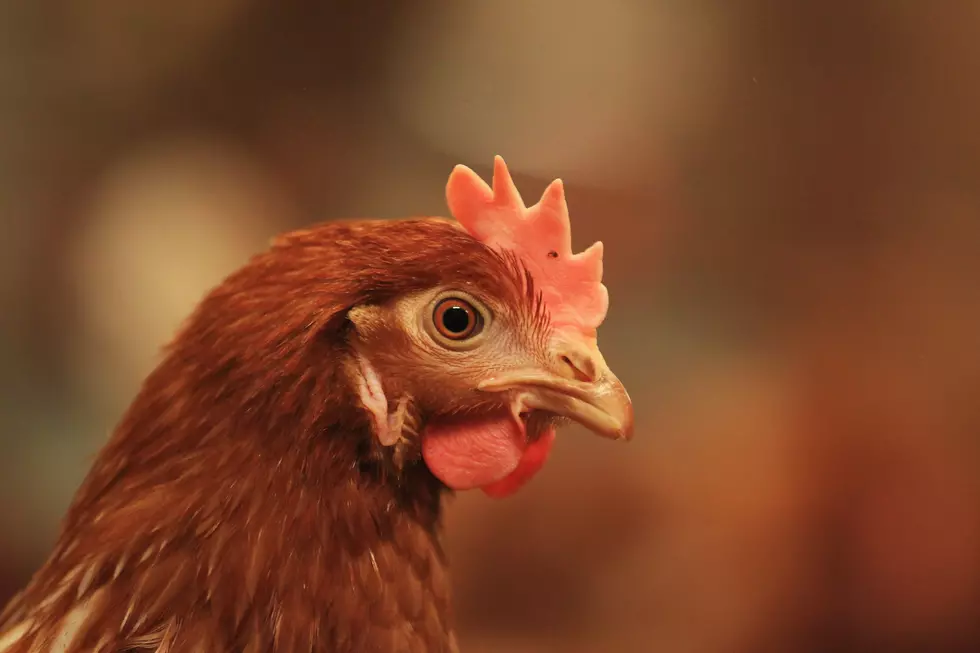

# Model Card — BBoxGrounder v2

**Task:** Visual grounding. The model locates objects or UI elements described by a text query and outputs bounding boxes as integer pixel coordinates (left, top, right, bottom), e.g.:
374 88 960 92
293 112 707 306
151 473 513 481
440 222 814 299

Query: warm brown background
2 2 979 652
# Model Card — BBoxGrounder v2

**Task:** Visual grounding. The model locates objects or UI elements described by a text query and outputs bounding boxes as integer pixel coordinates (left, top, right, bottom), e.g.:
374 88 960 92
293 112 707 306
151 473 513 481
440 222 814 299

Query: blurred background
2 1 979 651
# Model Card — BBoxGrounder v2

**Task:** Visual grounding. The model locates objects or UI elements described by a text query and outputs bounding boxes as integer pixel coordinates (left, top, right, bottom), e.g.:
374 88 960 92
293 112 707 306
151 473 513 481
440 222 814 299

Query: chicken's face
348 269 631 498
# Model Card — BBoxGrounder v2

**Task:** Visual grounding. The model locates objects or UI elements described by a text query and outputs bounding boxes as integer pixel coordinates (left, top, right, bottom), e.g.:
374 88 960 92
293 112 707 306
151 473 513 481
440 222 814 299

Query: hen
0 157 633 653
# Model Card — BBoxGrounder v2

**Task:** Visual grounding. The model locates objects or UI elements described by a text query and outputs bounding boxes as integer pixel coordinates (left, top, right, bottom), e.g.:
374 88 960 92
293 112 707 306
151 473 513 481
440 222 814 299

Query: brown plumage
0 160 633 652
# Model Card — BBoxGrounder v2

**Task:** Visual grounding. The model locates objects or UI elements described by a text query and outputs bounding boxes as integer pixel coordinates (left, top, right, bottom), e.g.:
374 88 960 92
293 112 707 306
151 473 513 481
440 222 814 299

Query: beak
477 335 634 441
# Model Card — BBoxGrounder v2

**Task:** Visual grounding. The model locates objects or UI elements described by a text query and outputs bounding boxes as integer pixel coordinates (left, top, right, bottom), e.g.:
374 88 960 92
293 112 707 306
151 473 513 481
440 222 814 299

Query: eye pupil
441 305 471 334
431 296 483 343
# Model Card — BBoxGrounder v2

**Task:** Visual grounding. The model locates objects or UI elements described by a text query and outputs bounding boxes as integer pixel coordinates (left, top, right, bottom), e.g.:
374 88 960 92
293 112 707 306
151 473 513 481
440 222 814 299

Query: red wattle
421 415 556 498
421 415 525 490
481 427 556 499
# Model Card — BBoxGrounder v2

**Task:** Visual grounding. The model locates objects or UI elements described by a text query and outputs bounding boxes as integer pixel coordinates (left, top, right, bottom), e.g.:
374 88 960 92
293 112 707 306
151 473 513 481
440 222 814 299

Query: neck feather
3 341 457 653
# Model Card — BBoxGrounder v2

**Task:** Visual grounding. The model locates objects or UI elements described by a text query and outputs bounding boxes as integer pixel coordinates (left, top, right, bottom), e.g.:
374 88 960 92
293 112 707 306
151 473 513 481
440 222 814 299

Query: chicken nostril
560 354 595 383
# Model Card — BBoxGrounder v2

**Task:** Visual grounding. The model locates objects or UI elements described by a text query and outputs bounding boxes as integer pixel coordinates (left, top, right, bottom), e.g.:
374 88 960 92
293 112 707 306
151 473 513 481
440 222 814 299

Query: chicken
0 157 633 653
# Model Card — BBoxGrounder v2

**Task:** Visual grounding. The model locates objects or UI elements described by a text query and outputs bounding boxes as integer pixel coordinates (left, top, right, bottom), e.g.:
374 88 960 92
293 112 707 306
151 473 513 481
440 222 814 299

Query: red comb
446 156 608 334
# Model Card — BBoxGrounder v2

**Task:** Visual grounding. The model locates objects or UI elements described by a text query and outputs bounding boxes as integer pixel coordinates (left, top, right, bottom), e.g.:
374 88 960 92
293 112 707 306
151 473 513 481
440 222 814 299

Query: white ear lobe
353 353 390 440
352 354 409 447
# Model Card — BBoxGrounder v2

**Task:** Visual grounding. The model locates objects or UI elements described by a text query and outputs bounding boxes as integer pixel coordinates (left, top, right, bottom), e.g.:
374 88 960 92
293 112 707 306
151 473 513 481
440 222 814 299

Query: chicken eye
432 297 483 341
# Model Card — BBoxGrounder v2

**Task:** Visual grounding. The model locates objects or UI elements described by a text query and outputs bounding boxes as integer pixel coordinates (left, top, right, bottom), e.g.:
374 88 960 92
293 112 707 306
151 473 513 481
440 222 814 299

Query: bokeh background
2 1 979 651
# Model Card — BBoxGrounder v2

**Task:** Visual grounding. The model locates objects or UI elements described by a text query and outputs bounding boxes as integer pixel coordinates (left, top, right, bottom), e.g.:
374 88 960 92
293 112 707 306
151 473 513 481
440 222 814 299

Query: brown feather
0 218 535 653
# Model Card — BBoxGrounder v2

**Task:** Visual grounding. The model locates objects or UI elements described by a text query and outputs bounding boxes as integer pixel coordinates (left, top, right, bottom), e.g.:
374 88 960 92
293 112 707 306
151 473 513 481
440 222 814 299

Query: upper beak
477 336 634 441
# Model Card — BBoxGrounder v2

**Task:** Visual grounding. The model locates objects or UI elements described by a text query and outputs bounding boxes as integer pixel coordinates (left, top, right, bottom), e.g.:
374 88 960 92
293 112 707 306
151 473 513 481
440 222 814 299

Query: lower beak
477 337 634 441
